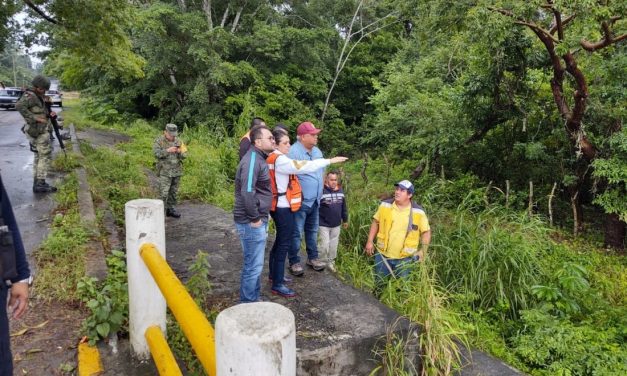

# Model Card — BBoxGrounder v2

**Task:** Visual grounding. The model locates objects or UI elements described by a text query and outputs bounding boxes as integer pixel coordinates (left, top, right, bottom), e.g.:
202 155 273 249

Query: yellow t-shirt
374 203 412 258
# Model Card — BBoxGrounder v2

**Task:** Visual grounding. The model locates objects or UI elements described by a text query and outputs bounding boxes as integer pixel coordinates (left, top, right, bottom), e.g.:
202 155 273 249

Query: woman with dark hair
266 129 347 297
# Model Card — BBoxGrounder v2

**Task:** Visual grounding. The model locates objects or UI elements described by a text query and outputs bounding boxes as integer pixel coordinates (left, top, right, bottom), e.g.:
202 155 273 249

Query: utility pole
12 49 17 87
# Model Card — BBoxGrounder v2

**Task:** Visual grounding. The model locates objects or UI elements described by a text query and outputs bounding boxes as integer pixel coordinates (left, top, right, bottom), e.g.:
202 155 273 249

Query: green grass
34 172 90 302
80 141 151 225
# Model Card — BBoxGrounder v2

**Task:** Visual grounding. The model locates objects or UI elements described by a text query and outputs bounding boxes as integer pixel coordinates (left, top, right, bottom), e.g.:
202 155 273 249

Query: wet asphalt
0 108 63 272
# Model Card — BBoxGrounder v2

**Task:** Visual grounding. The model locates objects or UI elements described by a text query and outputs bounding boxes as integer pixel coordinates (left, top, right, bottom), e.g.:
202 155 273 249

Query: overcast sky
14 11 48 67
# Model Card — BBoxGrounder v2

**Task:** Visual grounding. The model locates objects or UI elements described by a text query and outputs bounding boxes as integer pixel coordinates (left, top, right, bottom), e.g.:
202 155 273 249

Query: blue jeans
269 208 295 288
288 201 319 265
374 253 417 285
0 284 12 376
235 221 268 303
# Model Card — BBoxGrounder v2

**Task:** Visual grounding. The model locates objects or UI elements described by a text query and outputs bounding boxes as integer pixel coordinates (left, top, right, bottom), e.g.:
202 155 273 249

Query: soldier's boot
33 179 57 193
166 208 181 218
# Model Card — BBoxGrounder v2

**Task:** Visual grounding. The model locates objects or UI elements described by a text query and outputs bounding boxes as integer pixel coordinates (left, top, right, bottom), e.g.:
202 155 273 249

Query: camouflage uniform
153 124 187 217
16 77 56 193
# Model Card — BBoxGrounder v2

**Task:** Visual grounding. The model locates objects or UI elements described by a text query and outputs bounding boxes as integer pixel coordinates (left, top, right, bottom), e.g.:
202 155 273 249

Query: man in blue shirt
287 122 326 275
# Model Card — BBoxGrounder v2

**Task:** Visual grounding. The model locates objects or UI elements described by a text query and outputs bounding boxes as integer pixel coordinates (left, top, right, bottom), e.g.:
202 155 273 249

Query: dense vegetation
4 0 625 374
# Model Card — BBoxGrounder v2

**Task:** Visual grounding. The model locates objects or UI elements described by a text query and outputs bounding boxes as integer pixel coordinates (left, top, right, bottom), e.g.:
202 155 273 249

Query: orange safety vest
266 153 302 212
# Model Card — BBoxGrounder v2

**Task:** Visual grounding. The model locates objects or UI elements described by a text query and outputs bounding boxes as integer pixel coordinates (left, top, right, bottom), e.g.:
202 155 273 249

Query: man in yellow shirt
365 180 431 286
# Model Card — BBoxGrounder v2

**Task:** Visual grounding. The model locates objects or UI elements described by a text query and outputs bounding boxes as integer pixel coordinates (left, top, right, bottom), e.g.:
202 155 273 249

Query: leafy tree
490 0 626 247
22 0 145 87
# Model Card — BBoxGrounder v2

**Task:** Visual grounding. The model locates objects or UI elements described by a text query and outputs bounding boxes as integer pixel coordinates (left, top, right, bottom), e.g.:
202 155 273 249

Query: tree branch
23 0 59 24
489 7 559 43
549 14 575 35
581 19 627 51
544 0 565 40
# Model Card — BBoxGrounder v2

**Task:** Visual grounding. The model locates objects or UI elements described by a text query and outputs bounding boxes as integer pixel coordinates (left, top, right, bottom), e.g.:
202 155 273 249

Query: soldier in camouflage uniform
16 75 57 193
153 123 187 218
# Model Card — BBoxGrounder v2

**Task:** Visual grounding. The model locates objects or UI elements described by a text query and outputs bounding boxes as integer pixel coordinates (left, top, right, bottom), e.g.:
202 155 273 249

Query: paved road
0 107 63 270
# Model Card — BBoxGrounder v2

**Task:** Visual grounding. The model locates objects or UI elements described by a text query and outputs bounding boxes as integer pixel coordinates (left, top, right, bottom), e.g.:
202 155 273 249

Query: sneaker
306 258 326 271
271 285 296 298
268 275 293 284
289 263 305 276
327 262 337 273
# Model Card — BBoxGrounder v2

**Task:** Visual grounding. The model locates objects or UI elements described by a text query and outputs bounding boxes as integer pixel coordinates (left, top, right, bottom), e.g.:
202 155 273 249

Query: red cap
297 121 321 136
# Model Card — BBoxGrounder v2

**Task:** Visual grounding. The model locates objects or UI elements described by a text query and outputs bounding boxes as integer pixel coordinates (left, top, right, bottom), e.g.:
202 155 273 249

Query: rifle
44 99 66 157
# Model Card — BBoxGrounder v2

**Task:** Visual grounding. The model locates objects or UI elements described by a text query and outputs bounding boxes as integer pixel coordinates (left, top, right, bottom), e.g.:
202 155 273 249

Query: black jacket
319 185 348 228
1 172 30 284
234 147 272 224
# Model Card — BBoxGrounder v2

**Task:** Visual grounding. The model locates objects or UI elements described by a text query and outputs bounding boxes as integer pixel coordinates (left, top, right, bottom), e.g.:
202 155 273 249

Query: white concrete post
125 199 167 359
216 302 296 376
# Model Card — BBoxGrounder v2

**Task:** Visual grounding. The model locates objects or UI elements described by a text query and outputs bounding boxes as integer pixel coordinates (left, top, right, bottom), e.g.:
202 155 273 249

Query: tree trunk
484 181 493 206
382 153 391 186
604 213 626 251
528 180 534 217
202 0 212 30
548 182 557 226
570 190 583 236
231 7 243 33
177 0 186 11
410 161 426 180
220 4 230 28
361 153 369 184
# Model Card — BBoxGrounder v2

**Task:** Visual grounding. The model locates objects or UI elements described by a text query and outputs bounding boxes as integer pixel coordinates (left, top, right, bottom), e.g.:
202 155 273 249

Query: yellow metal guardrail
145 325 182 376
140 243 216 375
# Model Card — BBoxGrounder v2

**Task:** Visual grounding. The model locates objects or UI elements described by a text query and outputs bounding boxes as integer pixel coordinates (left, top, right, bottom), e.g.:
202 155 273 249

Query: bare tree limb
320 0 398 123
23 0 59 24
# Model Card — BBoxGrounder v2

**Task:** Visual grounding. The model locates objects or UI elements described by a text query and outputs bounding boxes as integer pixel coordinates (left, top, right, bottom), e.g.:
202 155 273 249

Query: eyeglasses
265 136 275 141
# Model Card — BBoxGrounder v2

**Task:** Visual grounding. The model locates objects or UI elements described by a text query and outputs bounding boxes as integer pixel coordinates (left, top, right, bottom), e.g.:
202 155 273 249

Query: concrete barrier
125 199 167 359
216 302 296 376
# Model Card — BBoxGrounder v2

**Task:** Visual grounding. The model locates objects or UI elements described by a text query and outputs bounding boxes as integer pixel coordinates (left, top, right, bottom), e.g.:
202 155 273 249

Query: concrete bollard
216 302 296 376
125 199 167 359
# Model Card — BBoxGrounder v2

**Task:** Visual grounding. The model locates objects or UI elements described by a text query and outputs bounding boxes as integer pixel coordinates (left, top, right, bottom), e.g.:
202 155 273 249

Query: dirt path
10 300 84 375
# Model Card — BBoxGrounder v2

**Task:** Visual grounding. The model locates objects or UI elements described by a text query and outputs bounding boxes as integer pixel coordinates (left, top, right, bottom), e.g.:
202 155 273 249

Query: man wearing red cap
286 121 327 275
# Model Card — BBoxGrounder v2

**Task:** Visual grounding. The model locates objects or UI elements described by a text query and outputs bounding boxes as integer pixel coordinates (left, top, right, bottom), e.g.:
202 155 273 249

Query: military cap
165 123 178 136
31 75 51 90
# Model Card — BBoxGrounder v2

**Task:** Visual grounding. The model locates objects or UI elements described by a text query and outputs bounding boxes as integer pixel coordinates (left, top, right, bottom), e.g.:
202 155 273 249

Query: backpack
266 152 302 212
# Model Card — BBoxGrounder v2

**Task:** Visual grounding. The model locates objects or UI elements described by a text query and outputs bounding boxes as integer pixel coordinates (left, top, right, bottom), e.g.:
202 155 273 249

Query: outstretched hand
330 156 348 164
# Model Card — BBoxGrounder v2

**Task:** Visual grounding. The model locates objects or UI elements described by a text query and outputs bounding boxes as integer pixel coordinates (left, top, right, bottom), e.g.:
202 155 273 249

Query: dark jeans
0 284 12 376
374 253 418 286
288 201 320 265
269 208 295 288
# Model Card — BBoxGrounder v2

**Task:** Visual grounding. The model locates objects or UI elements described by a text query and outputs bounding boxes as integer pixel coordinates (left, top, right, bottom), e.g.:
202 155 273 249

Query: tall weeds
432 208 547 318
380 261 465 375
